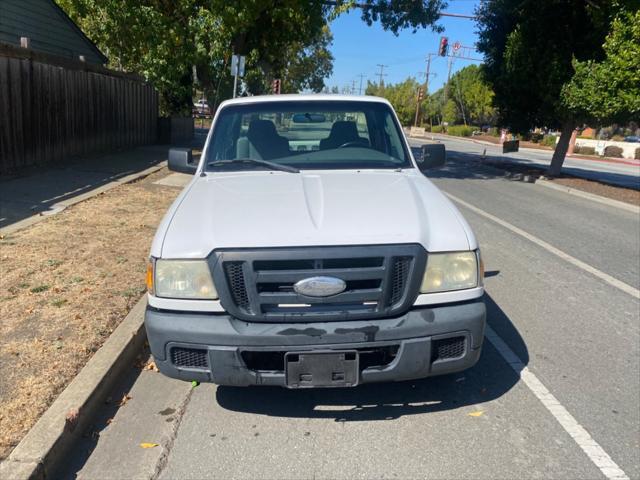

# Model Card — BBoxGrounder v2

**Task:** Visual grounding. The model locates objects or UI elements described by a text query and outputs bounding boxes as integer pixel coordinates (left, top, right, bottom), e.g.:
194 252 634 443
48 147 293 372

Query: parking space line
485 326 629 480
446 193 640 299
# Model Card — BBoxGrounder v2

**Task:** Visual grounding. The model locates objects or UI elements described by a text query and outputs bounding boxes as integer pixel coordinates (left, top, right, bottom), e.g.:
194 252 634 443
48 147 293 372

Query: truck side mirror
416 143 446 171
168 148 197 174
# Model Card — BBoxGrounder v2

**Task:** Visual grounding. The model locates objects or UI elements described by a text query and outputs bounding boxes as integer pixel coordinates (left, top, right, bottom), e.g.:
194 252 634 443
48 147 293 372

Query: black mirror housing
416 143 446 171
168 148 197 174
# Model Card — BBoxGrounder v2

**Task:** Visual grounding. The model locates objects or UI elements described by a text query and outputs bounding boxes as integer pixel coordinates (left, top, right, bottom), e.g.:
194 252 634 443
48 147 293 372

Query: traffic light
271 79 281 94
438 37 448 56
417 87 424 101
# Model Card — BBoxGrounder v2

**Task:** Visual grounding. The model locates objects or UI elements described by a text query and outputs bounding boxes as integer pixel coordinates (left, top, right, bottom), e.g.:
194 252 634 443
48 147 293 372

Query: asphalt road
424 133 640 189
62 143 639 480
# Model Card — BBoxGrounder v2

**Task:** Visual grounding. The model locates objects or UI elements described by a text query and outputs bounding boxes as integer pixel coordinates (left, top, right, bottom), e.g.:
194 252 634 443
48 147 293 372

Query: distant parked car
193 99 209 115
623 136 640 143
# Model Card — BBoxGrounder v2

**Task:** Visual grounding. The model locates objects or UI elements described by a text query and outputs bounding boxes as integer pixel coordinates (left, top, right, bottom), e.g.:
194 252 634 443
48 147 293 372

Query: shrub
488 127 499 137
431 125 444 133
635 147 640 160
447 125 475 137
529 132 544 143
541 135 558 148
574 145 596 155
604 145 623 158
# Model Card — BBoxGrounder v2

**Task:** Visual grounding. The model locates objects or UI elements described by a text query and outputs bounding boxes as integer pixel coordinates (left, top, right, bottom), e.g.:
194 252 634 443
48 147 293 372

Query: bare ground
0 168 179 460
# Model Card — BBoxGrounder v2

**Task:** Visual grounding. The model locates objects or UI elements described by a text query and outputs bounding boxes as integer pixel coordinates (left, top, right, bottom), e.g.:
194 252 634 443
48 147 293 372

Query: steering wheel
338 140 370 149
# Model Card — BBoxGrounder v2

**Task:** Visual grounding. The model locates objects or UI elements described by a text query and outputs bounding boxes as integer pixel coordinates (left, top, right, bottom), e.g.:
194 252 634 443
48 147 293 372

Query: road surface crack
150 386 194 479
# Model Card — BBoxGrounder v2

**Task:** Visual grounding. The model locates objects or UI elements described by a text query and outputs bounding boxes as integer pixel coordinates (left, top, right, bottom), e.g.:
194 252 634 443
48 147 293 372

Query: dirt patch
0 168 180 460
482 160 640 206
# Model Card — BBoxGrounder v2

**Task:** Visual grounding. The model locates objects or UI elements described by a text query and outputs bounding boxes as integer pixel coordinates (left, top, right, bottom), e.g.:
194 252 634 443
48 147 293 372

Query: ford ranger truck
145 95 485 388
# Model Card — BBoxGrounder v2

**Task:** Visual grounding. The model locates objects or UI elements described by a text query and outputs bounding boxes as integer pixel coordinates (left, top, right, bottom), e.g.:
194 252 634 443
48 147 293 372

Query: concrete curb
0 161 167 236
0 297 148 480
535 178 640 214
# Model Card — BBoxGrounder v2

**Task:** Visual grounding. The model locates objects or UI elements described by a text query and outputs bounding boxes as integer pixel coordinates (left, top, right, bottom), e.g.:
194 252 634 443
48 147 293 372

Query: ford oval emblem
293 276 346 297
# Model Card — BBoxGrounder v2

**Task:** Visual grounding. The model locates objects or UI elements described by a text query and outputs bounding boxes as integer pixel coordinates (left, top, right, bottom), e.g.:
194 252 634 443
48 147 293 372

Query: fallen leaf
106 418 113 425
468 411 484 417
140 442 159 449
145 361 159 372
119 394 132 406
65 409 79 432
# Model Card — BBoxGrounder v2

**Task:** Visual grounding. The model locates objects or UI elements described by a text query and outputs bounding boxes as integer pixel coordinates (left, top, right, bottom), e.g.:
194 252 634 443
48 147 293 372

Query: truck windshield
205 100 412 171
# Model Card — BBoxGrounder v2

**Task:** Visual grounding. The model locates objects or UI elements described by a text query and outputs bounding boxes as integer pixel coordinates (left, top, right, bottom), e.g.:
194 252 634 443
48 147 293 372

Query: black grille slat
214 245 426 323
255 266 386 283
171 347 208 369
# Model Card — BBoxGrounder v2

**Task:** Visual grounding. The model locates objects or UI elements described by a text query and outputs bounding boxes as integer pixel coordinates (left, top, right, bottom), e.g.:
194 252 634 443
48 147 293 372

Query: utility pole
443 56 454 103
357 74 366 95
351 79 357 95
415 53 435 127
376 64 387 87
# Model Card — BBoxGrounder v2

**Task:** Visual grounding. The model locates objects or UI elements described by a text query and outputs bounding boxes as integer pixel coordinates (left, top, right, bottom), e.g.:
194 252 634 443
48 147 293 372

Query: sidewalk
0 129 207 234
0 146 168 233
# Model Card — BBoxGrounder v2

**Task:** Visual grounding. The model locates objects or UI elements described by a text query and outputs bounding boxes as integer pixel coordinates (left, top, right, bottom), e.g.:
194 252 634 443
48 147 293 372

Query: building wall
574 138 639 160
0 0 106 64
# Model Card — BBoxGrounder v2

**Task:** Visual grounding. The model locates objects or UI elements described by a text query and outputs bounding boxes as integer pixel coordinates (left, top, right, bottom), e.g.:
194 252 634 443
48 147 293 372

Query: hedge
573 145 596 155
604 145 623 158
447 125 475 137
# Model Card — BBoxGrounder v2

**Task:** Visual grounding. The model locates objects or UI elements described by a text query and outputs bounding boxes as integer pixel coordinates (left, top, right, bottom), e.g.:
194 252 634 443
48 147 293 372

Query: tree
561 10 640 125
475 0 639 175
365 78 422 125
59 1 450 116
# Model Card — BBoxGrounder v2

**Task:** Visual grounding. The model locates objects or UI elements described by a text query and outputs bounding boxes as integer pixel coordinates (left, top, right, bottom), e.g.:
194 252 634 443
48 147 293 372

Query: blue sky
326 1 481 94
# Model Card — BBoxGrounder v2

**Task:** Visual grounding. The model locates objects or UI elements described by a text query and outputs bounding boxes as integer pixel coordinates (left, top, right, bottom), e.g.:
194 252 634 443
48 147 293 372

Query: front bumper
144 299 486 387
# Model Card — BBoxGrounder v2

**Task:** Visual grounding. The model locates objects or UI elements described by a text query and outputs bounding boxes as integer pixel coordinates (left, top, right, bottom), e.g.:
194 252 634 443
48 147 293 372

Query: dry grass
0 168 179 460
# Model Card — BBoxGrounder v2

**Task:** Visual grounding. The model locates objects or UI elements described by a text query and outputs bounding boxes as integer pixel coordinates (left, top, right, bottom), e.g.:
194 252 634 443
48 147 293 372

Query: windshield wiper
207 158 299 173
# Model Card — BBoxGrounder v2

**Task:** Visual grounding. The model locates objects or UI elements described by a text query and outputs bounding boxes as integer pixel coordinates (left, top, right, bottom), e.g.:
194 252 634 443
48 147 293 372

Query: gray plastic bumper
145 299 486 387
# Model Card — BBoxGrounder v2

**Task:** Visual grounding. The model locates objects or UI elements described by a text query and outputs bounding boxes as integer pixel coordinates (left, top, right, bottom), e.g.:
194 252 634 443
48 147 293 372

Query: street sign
238 56 245 77
230 55 246 77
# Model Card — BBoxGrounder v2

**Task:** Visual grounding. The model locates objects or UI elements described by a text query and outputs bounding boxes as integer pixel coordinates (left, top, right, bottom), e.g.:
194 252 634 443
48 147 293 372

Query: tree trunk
547 121 576 177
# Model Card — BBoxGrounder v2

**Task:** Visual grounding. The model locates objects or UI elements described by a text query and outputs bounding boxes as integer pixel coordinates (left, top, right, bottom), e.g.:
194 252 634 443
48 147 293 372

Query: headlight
153 259 218 299
420 251 479 293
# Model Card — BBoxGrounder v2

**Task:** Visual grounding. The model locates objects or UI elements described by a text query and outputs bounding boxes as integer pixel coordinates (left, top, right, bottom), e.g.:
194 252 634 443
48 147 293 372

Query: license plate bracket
285 351 359 388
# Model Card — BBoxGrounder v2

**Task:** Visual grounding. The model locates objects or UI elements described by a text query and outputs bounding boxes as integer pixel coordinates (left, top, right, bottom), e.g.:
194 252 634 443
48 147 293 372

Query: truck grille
212 245 426 322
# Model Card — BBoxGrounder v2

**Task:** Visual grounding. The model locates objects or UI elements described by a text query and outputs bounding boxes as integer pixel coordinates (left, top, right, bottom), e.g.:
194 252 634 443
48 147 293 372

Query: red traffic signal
438 37 448 56
272 79 281 94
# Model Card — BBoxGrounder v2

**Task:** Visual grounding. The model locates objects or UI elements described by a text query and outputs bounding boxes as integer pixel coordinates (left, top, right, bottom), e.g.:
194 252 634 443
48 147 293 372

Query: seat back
319 121 367 150
246 120 290 160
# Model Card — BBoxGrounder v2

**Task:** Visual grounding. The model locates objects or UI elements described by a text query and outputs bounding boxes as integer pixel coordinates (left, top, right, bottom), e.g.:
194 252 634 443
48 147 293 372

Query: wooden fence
0 43 158 174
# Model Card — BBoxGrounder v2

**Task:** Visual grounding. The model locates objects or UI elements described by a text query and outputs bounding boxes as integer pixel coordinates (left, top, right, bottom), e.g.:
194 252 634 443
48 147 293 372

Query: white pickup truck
145 95 485 388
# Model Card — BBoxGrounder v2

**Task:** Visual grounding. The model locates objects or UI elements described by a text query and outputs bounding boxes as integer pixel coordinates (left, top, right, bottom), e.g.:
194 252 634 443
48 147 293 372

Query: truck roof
219 94 392 107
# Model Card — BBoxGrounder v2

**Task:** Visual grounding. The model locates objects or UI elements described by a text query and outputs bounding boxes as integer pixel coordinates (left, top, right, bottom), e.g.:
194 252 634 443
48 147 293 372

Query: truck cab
145 95 485 388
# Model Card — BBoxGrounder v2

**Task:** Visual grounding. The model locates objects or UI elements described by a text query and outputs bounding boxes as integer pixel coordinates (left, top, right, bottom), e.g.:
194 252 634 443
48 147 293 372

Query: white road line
445 192 640 299
485 326 629 480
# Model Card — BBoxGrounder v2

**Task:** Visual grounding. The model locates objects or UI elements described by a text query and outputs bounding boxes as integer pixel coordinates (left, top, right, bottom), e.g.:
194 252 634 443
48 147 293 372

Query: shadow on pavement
411 146 640 190
0 132 207 230
216 293 528 422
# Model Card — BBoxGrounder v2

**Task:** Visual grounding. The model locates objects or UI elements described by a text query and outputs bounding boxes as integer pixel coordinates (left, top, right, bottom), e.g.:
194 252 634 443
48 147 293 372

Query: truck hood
155 170 475 258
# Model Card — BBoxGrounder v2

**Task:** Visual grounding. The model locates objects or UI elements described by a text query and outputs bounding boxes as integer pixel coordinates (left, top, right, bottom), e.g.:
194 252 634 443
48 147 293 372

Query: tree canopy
58 0 449 116
561 10 640 125
475 0 640 175
367 65 496 128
